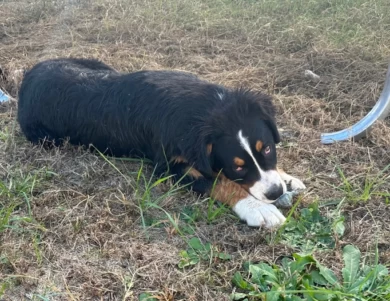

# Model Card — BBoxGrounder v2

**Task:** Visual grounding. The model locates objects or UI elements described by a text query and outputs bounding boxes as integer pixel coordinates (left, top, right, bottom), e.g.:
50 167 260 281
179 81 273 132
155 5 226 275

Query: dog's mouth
239 172 287 203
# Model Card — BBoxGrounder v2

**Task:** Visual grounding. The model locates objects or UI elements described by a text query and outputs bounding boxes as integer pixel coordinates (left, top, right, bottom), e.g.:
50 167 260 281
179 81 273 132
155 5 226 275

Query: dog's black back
18 58 236 175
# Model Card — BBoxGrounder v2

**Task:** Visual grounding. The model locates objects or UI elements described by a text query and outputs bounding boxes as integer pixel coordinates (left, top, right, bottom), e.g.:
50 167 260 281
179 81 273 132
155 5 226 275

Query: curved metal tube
321 63 390 144
0 89 9 103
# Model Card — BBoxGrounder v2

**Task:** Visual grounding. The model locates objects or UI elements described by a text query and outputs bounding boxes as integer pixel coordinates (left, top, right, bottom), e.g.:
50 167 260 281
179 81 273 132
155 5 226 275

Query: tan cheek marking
185 167 203 179
209 174 249 207
234 157 245 166
255 140 263 152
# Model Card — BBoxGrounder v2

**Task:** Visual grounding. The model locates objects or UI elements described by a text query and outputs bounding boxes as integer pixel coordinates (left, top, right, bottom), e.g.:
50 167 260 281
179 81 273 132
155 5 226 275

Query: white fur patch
233 195 286 228
248 169 286 200
217 91 224 100
237 130 286 200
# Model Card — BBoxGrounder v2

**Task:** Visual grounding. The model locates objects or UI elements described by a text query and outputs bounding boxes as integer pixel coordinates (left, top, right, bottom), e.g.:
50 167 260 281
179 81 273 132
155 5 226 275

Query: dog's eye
263 146 271 155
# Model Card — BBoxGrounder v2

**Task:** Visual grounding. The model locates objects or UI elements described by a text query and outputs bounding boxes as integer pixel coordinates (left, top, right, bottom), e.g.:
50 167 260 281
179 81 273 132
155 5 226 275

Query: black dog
17 58 306 228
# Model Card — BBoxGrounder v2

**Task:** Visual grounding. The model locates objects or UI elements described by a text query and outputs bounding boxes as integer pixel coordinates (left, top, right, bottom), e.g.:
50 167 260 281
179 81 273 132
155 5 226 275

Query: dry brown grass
1 0 390 300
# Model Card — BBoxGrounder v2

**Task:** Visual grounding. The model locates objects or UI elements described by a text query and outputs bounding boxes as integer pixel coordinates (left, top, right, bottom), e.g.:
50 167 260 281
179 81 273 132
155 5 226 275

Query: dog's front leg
277 168 306 191
210 175 286 228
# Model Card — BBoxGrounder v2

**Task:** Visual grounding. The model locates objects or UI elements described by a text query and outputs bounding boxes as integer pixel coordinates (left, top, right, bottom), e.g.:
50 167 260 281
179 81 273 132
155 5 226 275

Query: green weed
139 292 158 301
274 201 345 253
232 244 390 301
178 237 231 269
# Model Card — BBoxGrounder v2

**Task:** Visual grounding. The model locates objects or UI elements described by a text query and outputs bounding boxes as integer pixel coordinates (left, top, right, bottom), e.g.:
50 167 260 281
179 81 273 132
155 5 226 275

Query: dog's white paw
233 196 286 228
289 177 306 191
278 169 306 192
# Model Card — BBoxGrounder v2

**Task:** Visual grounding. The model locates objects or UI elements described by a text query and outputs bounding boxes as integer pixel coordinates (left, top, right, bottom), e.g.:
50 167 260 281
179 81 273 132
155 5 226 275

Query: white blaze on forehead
237 130 286 200
238 130 264 176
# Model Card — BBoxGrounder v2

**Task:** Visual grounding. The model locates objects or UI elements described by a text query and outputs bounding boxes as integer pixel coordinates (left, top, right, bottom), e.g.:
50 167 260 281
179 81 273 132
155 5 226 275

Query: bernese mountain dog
17 58 306 228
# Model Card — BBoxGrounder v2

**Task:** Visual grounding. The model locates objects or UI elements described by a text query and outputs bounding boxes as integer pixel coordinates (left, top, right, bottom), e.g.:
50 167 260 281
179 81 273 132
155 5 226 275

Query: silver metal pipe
321 63 390 144
0 89 9 103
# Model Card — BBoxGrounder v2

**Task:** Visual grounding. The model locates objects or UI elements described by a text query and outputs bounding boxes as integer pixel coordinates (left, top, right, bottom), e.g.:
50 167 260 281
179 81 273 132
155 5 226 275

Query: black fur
18 58 280 197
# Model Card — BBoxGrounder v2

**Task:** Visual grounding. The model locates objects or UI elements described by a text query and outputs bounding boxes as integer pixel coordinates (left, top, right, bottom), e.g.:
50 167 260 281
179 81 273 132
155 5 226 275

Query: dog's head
202 89 286 200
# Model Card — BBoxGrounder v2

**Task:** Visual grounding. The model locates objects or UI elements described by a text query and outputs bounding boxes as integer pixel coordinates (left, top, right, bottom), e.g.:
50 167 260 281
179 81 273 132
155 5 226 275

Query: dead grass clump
367 120 390 147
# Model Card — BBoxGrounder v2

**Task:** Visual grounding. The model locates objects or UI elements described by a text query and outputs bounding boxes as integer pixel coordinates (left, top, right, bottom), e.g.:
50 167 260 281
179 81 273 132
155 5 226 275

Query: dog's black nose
265 184 284 200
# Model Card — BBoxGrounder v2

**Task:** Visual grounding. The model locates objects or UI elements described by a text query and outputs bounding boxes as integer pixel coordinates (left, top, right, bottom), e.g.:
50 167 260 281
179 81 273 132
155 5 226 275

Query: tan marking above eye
255 140 263 152
234 157 245 166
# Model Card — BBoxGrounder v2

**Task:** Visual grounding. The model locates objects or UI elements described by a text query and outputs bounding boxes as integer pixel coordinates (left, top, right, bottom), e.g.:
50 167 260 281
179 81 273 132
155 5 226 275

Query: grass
336 164 390 204
1 0 390 299
0 168 48 297
95 147 181 229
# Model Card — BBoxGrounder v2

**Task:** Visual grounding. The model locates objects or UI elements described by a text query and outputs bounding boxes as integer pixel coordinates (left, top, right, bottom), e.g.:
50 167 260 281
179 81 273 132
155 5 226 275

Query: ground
1 0 390 300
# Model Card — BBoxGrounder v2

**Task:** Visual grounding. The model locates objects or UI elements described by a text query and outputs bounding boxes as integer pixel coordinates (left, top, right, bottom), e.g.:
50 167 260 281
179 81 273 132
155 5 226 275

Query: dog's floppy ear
265 119 280 144
189 137 213 178
255 93 280 144
179 132 214 179
192 141 214 178
256 93 277 118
